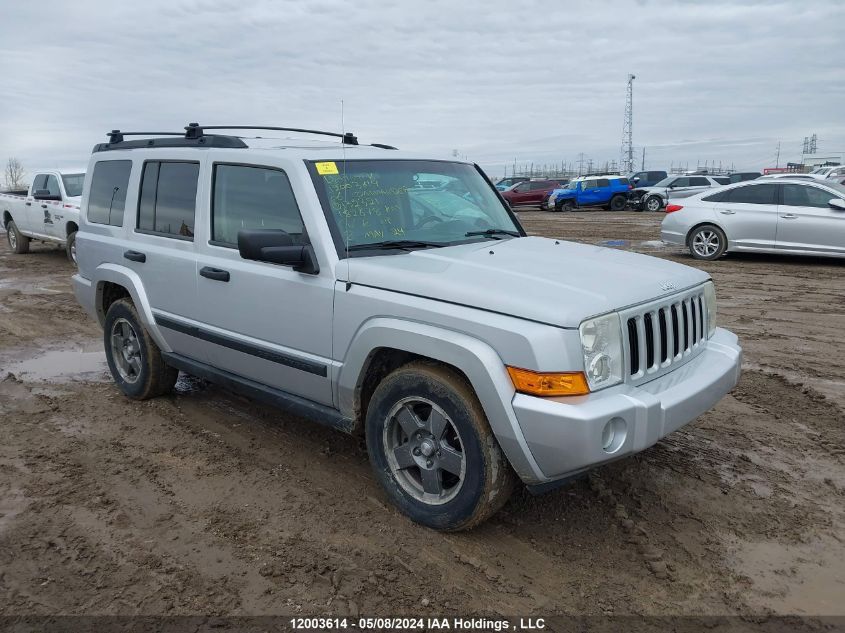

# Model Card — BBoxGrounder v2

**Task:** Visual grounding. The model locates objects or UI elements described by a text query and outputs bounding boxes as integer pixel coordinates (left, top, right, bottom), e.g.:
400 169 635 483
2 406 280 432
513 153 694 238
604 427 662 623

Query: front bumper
512 328 741 482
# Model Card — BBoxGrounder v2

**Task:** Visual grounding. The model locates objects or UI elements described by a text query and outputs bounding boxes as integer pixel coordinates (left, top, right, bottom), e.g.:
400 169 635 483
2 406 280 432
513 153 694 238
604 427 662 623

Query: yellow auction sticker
315 161 339 175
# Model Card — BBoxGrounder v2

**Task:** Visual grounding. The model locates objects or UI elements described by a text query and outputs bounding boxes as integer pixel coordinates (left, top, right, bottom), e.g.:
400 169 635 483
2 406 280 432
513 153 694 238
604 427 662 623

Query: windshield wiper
464 228 521 239
346 240 445 252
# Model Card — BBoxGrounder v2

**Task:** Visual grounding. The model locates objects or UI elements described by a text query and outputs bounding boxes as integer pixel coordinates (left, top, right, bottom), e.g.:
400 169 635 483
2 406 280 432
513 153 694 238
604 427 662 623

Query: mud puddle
3 345 108 383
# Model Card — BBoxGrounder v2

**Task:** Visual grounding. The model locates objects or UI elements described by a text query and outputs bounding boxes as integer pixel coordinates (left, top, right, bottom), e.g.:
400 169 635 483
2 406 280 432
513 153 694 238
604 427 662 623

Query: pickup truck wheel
66 231 77 264
365 362 514 531
688 224 727 260
644 195 663 212
609 195 627 211
6 221 30 254
104 299 178 400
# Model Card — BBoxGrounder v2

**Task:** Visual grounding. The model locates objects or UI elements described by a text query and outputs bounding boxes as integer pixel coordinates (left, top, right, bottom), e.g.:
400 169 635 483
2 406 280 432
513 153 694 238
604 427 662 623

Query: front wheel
365 362 515 531
688 224 727 260
6 221 30 254
644 195 663 212
104 299 178 399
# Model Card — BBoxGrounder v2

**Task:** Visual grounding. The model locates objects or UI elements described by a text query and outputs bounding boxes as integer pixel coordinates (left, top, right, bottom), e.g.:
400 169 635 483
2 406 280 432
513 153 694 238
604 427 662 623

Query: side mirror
33 189 60 201
632 177 640 183
829 198 845 211
237 229 319 274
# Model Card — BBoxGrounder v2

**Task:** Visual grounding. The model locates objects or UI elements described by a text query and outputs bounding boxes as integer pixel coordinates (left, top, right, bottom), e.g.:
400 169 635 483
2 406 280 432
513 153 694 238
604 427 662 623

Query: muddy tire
103 299 178 400
609 195 627 211
644 195 663 212
365 361 515 531
7 221 30 254
66 231 77 265
688 224 728 261
555 199 573 212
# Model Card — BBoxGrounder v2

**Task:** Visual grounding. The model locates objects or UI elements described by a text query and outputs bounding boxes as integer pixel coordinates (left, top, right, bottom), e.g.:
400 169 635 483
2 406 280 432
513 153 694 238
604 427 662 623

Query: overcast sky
1 0 843 178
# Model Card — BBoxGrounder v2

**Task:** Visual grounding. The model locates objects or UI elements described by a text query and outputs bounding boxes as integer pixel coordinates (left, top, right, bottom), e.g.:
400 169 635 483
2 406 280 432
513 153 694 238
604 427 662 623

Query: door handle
780 214 798 220
200 266 230 282
719 210 736 215
123 250 146 263
25 202 31 206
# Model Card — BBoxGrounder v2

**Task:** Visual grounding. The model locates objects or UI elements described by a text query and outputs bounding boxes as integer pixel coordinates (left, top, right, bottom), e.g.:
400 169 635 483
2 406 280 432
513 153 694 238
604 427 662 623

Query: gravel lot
0 211 843 618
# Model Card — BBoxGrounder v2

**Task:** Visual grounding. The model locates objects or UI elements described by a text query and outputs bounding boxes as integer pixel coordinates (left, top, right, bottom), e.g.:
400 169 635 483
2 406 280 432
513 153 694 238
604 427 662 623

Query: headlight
579 312 624 391
703 281 717 338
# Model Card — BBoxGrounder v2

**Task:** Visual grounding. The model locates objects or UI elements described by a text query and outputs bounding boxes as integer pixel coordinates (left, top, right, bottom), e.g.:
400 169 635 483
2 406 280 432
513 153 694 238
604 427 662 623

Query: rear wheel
365 362 515 531
609 195 627 211
6 221 30 254
104 299 178 400
644 195 663 212
66 231 77 264
688 224 727 260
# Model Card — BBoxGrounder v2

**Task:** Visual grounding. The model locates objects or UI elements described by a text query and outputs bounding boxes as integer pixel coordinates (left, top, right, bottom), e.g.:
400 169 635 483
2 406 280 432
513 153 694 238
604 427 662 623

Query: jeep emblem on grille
660 281 677 291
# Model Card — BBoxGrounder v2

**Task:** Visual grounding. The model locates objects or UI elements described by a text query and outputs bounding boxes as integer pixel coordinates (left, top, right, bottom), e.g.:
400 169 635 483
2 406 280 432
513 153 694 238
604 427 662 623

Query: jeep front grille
624 290 707 380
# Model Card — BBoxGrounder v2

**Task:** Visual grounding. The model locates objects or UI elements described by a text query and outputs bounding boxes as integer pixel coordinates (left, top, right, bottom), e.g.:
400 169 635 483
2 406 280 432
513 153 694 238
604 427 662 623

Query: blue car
549 175 632 211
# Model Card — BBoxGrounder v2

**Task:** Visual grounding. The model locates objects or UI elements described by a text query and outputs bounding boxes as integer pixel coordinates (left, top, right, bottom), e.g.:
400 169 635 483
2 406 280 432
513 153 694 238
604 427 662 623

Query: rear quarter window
87 160 132 226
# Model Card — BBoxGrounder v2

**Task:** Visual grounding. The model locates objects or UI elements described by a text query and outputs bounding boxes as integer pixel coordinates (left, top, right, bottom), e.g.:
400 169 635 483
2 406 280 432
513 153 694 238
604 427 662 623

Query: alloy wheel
383 397 466 505
692 230 720 257
110 318 142 383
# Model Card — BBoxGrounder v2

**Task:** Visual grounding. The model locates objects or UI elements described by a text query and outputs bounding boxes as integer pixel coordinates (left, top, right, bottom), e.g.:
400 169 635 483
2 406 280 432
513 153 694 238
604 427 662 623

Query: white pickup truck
1 169 85 263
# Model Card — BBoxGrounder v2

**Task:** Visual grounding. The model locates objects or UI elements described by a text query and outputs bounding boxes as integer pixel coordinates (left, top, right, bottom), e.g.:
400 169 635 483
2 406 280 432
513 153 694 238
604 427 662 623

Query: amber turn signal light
506 367 590 397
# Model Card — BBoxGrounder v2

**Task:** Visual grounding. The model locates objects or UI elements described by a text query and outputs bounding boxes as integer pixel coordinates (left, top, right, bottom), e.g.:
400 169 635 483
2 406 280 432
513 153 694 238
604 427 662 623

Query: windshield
652 177 675 188
61 173 85 197
310 160 521 254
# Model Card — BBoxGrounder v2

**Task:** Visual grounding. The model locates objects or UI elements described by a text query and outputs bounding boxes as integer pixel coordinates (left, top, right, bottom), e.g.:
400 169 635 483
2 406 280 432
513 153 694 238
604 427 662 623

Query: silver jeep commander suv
73 124 742 530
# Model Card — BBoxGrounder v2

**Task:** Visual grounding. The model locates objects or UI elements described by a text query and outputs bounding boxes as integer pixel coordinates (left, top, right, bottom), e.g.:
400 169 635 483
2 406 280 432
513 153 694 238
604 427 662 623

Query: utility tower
620 74 635 174
809 133 817 154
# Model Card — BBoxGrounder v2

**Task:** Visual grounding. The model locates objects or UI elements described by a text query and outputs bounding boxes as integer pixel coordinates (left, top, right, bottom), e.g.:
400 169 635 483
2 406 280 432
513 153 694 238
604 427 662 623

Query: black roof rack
94 122 398 153
185 123 359 145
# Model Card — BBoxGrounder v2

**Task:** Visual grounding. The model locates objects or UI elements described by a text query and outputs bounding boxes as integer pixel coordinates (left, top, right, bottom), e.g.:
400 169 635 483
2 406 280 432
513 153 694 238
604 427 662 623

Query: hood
633 186 666 195
340 236 709 328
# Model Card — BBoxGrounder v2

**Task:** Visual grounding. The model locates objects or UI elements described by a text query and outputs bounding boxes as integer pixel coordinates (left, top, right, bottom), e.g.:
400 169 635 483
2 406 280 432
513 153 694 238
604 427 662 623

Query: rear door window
723 183 777 205
597 179 610 187
690 177 711 186
211 164 307 247
137 161 199 239
87 160 132 226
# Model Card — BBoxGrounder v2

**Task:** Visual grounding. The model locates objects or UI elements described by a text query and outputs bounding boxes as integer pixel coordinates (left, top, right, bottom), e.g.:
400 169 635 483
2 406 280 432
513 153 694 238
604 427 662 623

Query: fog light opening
601 417 627 454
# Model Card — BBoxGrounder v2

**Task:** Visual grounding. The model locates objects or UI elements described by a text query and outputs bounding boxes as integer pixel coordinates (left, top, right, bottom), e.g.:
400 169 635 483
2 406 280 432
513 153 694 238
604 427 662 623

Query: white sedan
661 178 845 260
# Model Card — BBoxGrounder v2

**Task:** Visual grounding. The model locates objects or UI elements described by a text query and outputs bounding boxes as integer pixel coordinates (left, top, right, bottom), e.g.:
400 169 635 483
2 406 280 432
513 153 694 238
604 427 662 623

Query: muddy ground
0 212 843 619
